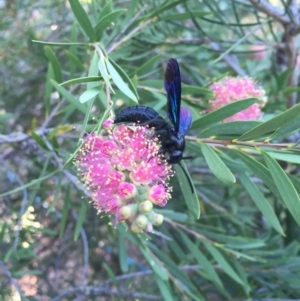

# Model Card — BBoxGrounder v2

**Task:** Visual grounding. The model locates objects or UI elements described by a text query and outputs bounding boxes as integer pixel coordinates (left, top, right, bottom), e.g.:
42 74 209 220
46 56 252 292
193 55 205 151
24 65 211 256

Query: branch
0 261 28 301
185 136 299 151
249 0 290 25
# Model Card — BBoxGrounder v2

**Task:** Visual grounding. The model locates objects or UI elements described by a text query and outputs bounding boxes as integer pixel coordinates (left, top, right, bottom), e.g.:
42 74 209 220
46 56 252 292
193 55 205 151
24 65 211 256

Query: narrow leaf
65 50 85 71
135 54 162 76
94 9 127 40
233 150 282 200
69 0 96 41
59 186 70 238
155 279 174 301
139 246 169 281
192 98 257 130
106 59 138 102
238 172 284 235
79 88 101 103
44 46 63 83
263 151 300 227
200 142 236 184
73 201 88 241
238 102 300 141
109 58 139 101
203 241 244 286
50 79 87 114
179 230 223 288
60 76 102 86
199 121 261 138
98 57 114 91
175 163 200 219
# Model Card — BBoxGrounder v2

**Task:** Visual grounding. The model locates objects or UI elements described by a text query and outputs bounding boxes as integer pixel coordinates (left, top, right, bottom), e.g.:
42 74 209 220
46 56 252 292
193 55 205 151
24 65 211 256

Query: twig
107 5 149 52
0 261 28 301
249 0 290 25
186 136 298 151
107 18 154 54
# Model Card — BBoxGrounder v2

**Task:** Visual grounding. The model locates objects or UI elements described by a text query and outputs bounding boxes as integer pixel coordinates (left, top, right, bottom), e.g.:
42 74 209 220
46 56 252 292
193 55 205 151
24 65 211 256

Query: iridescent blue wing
179 106 192 136
164 58 181 133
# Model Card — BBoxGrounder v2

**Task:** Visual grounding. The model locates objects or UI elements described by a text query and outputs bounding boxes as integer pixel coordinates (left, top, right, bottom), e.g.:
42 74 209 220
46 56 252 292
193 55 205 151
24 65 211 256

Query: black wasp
114 58 194 193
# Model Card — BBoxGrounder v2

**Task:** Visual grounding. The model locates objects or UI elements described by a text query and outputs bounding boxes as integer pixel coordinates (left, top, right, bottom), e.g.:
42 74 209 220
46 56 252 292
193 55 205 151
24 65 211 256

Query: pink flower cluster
209 77 267 122
75 119 173 233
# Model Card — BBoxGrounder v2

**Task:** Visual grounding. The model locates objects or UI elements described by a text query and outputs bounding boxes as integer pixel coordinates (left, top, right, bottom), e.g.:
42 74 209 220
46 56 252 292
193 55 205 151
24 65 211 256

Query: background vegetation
1 0 300 300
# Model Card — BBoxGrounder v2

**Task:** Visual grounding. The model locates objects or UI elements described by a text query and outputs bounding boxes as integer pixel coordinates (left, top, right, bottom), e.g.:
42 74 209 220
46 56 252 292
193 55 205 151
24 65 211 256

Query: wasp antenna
178 162 194 194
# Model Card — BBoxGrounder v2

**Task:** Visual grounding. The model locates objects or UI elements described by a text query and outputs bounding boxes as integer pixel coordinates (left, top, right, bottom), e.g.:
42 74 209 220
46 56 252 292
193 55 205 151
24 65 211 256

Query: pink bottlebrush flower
75 121 173 232
209 77 267 122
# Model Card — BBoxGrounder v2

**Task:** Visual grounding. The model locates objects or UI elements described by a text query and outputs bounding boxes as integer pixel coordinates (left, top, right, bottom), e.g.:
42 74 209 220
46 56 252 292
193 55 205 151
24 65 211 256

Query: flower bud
147 212 164 226
135 215 148 229
139 200 153 213
131 223 142 234
119 204 138 220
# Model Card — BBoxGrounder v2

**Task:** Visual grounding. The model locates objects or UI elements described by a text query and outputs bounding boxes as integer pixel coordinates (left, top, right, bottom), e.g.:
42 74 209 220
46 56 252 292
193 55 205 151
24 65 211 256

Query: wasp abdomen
114 105 168 129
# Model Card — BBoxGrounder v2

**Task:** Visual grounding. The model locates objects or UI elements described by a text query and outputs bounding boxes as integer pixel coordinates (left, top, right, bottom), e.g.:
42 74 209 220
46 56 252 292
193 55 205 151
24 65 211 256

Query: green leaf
233 150 282 200
73 201 88 241
44 46 63 83
87 51 100 89
270 115 300 139
139 246 169 281
45 62 54 115
94 9 127 40
135 54 162 75
50 79 87 114
238 102 300 141
79 88 101 103
155 279 174 301
109 58 139 101
32 40 88 46
59 185 70 238
149 243 204 300
60 76 103 86
98 56 114 91
69 0 96 41
238 172 285 235
65 50 85 71
31 132 49 150
199 121 261 138
175 162 200 219
159 11 210 21
182 84 214 98
46 173 62 215
200 142 236 184
106 59 138 102
98 1 112 20
103 263 118 288
203 241 244 286
179 230 223 288
263 151 300 227
192 98 257 130
267 151 300 164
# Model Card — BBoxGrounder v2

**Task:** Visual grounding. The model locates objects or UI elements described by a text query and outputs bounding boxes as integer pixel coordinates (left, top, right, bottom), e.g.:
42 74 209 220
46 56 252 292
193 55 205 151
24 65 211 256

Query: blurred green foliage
1 0 300 300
